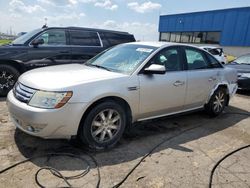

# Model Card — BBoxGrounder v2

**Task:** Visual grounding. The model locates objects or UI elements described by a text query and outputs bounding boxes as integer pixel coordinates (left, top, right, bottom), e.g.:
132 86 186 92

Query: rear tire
0 64 20 97
205 88 227 117
78 101 126 150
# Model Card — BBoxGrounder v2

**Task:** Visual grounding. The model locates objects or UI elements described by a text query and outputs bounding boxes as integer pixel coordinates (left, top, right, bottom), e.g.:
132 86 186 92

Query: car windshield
12 29 42 45
85 44 157 74
235 54 250 65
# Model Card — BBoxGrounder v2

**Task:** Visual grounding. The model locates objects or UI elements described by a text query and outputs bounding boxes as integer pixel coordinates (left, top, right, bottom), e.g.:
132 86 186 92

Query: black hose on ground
208 144 250 188
0 111 249 188
0 152 98 188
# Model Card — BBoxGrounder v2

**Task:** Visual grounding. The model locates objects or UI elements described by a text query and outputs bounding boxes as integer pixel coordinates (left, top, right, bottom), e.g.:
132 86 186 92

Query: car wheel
79 101 126 150
205 88 227 117
0 64 20 97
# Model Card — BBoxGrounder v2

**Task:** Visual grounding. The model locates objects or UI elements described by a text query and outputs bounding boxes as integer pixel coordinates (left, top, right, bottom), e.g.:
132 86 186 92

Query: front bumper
7 90 87 139
238 77 250 90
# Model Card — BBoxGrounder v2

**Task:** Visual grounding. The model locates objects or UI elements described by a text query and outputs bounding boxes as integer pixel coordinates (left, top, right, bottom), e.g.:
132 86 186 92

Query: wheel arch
77 96 133 135
207 83 230 106
0 60 25 73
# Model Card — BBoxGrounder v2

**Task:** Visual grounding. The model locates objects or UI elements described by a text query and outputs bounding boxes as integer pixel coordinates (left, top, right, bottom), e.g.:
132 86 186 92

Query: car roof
200 46 222 49
128 41 205 49
44 26 132 35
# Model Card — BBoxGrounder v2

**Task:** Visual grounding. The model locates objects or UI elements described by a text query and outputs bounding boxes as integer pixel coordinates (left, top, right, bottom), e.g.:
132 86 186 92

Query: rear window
69 30 101 46
103 33 135 46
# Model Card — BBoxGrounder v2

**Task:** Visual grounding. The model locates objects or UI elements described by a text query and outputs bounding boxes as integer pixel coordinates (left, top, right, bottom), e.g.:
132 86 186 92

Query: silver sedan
7 42 238 150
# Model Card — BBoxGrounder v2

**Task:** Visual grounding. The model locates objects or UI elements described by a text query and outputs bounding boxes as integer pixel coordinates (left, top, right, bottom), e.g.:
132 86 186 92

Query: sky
0 0 249 41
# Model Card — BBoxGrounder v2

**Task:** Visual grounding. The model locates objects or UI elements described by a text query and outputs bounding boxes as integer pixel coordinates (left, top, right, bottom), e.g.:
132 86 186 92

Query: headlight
241 73 250 78
29 91 73 109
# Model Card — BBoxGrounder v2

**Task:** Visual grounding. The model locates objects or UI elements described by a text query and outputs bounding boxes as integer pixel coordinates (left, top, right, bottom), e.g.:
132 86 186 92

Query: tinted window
70 30 101 46
185 48 211 70
104 33 134 46
151 48 182 71
37 30 66 46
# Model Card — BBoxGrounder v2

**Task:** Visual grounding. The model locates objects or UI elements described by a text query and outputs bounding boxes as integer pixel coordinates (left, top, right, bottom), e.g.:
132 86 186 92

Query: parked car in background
200 46 228 64
226 53 250 90
225 53 236 63
0 27 135 96
7 42 238 150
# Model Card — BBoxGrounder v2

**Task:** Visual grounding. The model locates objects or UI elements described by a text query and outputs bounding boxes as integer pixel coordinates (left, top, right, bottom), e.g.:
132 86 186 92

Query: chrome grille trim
13 82 37 103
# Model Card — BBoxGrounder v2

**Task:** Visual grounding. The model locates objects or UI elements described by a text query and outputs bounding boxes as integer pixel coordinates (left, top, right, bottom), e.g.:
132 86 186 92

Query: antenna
42 17 48 29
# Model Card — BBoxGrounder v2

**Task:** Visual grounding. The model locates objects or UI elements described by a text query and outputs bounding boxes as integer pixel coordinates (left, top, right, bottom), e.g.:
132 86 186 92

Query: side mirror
31 38 44 47
143 64 166 75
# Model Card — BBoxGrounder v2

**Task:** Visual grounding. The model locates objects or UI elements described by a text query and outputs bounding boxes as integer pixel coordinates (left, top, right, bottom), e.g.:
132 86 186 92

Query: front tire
205 88 227 117
78 101 126 150
0 64 20 97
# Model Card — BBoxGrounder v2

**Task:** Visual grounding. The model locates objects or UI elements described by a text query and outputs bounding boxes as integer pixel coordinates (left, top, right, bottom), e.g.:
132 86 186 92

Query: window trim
29 29 68 47
68 30 103 48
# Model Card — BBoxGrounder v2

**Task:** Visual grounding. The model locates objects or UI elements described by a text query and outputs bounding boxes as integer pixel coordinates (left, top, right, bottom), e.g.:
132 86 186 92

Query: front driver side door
26 29 72 69
138 47 187 120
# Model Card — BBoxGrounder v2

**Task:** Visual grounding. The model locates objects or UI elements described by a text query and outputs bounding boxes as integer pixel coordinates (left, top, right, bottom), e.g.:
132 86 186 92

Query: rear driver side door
183 47 221 110
69 30 104 64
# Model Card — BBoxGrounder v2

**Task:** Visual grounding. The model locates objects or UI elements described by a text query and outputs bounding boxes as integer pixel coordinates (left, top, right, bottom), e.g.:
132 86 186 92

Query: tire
78 101 126 150
205 87 227 117
0 64 20 97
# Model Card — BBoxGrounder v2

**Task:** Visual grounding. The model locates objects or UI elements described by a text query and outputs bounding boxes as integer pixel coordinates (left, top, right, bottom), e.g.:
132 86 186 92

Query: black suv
0 27 135 96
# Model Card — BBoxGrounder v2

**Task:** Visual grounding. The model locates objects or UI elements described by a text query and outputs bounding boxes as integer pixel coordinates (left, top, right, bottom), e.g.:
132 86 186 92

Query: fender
78 92 139 122
206 81 237 105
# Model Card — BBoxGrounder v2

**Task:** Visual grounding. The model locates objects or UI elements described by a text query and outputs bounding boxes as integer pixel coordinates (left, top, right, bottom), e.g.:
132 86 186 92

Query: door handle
173 80 185 86
208 77 217 82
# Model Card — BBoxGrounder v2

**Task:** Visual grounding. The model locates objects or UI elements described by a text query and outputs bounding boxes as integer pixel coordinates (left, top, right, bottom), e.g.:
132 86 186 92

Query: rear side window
70 30 101 46
206 53 223 68
185 48 211 70
103 33 135 46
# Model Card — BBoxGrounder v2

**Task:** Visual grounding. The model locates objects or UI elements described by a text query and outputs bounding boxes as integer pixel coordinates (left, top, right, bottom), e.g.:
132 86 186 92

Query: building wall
159 7 250 46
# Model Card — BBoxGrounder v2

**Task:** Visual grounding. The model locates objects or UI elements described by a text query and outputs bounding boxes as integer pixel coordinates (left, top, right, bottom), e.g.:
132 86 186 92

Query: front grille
13 82 37 103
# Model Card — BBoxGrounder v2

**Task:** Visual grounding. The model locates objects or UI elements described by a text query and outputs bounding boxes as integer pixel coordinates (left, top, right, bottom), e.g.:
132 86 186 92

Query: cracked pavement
0 92 249 188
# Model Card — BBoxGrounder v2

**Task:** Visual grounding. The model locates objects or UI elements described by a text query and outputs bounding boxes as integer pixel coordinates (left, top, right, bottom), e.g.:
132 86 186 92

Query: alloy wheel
213 91 225 113
0 71 15 89
91 109 121 143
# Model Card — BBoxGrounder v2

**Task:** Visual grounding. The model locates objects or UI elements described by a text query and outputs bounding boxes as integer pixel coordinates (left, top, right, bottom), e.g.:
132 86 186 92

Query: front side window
86 44 157 74
150 48 182 71
36 30 66 46
70 30 101 46
185 48 210 70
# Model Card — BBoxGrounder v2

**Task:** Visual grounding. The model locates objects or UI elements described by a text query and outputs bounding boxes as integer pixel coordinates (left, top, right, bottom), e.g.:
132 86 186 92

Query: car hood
225 64 250 73
19 64 127 90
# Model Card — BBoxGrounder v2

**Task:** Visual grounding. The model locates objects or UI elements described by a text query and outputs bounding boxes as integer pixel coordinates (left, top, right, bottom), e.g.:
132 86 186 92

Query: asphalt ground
0 91 249 188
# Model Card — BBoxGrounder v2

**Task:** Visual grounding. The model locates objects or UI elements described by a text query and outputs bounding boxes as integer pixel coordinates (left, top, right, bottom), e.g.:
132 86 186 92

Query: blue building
158 7 250 47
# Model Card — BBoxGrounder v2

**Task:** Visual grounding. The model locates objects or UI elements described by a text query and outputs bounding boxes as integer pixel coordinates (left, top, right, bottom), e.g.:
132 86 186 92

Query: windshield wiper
87 64 112 71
